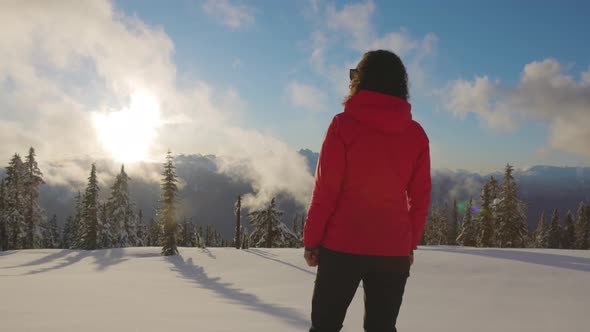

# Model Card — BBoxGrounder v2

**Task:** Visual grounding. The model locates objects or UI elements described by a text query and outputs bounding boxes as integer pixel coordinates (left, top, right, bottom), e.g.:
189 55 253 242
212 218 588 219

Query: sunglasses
349 68 358 80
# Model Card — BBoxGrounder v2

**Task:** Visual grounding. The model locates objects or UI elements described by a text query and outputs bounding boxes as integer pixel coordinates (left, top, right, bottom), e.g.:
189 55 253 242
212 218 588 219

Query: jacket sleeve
407 142 432 250
303 117 346 248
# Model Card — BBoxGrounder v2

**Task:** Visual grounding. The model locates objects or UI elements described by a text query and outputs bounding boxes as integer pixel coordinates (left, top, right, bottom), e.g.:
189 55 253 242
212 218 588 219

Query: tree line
4 151 586 255
422 164 590 249
0 149 305 255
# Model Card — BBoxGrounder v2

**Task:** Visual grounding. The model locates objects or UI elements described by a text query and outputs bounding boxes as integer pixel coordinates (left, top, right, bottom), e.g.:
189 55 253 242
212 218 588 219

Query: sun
93 91 161 163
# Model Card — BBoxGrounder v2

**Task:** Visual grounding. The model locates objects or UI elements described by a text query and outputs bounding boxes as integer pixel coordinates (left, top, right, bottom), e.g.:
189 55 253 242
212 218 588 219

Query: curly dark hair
345 50 409 104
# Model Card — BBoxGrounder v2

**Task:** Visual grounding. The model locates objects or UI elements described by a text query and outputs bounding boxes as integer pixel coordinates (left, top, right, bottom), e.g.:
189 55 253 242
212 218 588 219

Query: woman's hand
304 247 320 267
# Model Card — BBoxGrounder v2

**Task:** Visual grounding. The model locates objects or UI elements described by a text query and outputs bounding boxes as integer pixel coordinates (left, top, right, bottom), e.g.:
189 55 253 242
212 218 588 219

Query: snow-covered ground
1 246 589 331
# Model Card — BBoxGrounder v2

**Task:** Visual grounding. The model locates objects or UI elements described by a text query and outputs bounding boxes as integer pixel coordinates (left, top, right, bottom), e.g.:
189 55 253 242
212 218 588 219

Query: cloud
286 81 329 112
202 0 255 29
0 1 313 209
441 59 590 159
306 1 438 95
441 76 514 130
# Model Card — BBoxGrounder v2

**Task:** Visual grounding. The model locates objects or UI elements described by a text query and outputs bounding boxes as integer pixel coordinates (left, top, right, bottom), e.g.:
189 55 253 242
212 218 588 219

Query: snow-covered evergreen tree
437 204 449 245
179 218 195 247
136 209 146 247
194 224 204 248
240 226 250 249
61 216 75 249
42 214 60 249
5 154 26 249
494 164 527 248
98 202 112 249
234 196 242 249
159 151 179 256
477 181 495 247
23 147 45 249
447 199 459 245
72 192 83 249
0 178 7 251
300 214 305 240
534 211 548 248
107 165 137 248
422 205 437 245
146 218 160 246
575 202 589 249
249 198 299 248
457 198 477 246
291 213 299 237
547 209 561 249
78 164 100 250
561 210 576 249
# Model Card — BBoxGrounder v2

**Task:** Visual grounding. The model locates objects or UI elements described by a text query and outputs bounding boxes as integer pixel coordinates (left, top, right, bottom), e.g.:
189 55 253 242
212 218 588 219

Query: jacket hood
344 90 412 134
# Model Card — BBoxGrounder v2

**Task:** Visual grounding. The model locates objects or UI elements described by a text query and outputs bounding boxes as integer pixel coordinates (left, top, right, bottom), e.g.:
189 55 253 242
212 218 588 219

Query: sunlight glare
93 91 161 163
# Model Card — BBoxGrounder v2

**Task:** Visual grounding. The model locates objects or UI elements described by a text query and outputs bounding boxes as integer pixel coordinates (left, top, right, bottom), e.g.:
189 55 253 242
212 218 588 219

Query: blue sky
1 0 589 182
111 0 590 173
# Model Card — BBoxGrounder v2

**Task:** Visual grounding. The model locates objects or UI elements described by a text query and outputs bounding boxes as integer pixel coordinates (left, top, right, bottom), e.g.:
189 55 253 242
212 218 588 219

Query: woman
303 50 431 332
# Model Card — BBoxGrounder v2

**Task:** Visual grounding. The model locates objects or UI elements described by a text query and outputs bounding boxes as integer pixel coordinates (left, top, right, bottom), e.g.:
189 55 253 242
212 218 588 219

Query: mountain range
4 151 590 239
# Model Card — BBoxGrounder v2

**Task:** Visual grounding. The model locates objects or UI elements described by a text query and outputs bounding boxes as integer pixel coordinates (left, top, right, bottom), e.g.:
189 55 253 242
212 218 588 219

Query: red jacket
304 90 431 256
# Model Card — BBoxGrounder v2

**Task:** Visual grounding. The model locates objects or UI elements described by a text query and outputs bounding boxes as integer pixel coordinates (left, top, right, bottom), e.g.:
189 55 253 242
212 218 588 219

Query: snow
1 246 589 331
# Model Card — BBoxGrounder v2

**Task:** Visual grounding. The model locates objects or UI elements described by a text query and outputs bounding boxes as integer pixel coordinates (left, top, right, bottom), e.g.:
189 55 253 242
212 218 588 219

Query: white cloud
441 59 590 159
306 1 437 95
0 0 313 208
202 0 255 29
442 76 514 130
286 82 329 112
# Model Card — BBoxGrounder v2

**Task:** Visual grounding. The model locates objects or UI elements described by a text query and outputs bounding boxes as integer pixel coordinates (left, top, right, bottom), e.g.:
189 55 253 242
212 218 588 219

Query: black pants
310 247 410 332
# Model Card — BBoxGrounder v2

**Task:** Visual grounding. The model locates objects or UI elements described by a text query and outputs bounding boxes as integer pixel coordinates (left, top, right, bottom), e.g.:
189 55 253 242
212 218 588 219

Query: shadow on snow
244 249 316 276
167 254 309 330
422 246 590 272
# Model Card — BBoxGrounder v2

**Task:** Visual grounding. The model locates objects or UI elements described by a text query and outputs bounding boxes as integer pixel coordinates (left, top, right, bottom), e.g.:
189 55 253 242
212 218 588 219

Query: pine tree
477 181 495 247
488 176 500 244
300 214 305 240
562 210 576 249
43 214 60 249
249 198 298 248
447 199 459 245
437 204 449 245
5 154 26 249
23 147 45 249
547 209 561 249
147 218 160 246
108 165 137 247
574 202 589 249
79 164 100 250
534 211 548 248
240 226 250 249
136 209 146 247
422 205 437 245
72 191 83 249
194 224 204 248
291 213 299 236
457 198 477 246
98 202 112 249
234 196 242 249
0 178 7 251
160 151 179 256
495 164 527 248
62 216 75 249
179 218 195 247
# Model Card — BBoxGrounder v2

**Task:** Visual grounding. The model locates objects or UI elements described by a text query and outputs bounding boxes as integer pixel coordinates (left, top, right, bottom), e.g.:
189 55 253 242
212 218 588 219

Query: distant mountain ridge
2 152 589 238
